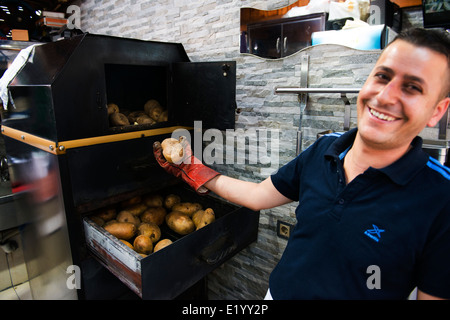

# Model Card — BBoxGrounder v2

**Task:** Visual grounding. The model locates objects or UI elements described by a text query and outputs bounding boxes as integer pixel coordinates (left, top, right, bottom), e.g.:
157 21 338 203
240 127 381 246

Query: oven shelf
83 186 260 299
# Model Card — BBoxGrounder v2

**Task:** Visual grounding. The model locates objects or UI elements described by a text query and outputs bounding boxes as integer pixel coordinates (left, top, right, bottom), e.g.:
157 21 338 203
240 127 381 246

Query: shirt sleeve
270 154 303 202
416 201 450 299
270 137 332 203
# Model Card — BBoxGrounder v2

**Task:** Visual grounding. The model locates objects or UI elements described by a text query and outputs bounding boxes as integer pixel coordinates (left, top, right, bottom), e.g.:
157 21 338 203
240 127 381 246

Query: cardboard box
37 17 68 28
11 29 29 41
42 11 65 18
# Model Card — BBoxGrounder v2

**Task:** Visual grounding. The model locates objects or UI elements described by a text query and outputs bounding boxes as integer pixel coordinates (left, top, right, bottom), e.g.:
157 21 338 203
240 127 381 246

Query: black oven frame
1 34 259 300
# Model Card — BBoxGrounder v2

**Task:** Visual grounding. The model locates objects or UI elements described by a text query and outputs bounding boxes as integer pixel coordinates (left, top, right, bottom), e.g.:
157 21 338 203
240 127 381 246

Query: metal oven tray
83 186 259 299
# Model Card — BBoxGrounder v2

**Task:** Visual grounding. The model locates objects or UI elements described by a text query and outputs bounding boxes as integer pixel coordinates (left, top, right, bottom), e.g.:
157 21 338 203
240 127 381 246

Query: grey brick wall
79 0 434 299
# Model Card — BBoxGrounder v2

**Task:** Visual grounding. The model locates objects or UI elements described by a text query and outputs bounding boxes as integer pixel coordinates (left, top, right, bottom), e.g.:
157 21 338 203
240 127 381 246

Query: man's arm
153 140 292 210
417 289 447 300
204 175 292 212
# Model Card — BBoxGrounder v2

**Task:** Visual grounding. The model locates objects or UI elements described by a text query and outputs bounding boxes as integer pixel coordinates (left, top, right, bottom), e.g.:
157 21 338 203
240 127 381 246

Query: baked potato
120 239 134 250
143 194 164 208
95 207 116 222
127 110 146 124
144 99 164 121
160 137 187 164
192 208 215 230
154 239 173 252
136 115 156 125
116 210 141 227
109 112 130 126
157 110 168 122
172 202 202 217
133 235 153 254
165 211 195 235
140 206 167 226
123 203 147 216
164 194 181 209
107 103 119 115
138 222 161 243
104 222 136 240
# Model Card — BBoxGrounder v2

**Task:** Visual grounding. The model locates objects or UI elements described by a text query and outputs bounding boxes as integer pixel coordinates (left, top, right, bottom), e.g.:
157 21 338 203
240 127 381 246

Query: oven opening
104 63 169 133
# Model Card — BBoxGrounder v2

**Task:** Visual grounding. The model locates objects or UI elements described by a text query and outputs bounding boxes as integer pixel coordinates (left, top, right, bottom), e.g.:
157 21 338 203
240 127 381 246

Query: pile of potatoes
108 99 168 128
89 192 215 258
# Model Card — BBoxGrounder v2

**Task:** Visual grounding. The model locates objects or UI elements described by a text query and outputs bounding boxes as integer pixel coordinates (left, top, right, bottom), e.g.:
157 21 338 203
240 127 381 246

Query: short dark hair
389 28 450 96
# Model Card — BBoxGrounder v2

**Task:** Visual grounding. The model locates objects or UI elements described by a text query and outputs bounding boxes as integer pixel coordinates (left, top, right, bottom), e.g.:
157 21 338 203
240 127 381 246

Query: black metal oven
0 34 259 300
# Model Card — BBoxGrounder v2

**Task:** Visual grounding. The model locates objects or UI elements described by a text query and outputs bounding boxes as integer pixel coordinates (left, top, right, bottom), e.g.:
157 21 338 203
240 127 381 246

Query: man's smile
368 106 398 122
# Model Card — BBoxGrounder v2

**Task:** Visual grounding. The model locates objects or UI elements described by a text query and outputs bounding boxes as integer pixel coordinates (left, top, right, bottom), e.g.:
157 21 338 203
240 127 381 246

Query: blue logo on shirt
364 224 385 242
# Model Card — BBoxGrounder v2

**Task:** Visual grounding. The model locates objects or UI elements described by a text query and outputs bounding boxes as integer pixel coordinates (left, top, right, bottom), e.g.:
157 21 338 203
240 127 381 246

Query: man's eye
405 84 423 94
375 73 390 81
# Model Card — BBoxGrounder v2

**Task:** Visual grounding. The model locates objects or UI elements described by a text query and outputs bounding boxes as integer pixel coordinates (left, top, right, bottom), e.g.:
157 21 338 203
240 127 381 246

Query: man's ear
427 97 450 128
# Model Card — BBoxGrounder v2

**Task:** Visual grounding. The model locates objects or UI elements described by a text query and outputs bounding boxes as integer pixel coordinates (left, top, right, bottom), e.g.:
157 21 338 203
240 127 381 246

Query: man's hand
153 138 220 194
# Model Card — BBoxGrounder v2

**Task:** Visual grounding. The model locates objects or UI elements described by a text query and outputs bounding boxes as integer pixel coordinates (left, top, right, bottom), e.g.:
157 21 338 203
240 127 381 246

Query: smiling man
348 31 450 183
154 28 450 299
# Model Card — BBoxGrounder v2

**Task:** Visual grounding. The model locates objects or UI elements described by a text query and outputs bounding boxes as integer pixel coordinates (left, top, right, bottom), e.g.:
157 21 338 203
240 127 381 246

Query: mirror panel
240 0 375 59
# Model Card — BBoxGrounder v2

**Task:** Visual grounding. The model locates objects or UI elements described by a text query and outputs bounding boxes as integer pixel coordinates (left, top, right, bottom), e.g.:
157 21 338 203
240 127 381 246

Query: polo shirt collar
324 128 429 186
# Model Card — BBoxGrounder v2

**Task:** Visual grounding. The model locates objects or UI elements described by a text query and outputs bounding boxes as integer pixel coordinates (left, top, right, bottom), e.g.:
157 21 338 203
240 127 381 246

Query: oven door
172 61 236 131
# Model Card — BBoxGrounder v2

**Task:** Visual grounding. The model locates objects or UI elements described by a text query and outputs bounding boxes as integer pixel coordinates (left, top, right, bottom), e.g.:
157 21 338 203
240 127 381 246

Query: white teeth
369 108 396 122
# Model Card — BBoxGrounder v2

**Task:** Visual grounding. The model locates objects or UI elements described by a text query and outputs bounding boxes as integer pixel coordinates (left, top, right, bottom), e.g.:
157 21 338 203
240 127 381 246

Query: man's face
356 39 450 151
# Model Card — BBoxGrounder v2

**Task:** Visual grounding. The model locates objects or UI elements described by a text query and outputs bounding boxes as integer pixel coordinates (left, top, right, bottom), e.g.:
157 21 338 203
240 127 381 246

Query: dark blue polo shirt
269 128 450 299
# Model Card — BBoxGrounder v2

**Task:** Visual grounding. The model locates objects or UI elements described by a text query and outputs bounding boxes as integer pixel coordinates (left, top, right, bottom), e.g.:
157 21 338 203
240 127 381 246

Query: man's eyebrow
375 66 394 75
376 66 425 85
404 74 425 86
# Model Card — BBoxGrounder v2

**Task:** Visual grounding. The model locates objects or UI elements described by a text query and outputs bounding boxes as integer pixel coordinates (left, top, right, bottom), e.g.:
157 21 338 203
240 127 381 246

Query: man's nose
376 81 402 106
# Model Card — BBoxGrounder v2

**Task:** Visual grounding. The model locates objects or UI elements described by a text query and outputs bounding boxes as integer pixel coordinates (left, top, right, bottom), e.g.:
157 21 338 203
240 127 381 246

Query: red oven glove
153 140 220 194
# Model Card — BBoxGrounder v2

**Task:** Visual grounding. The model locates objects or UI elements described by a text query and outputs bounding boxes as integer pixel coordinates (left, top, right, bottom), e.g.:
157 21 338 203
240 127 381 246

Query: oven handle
198 233 237 265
